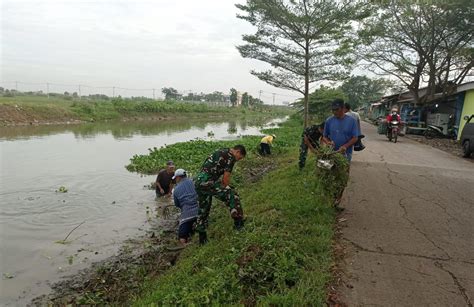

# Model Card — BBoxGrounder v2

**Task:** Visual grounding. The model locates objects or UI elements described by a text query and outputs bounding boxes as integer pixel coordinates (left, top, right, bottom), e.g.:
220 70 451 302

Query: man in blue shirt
322 99 358 162
172 168 199 244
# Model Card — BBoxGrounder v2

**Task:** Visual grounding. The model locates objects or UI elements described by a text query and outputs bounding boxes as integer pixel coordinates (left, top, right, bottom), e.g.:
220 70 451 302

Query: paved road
338 121 474 306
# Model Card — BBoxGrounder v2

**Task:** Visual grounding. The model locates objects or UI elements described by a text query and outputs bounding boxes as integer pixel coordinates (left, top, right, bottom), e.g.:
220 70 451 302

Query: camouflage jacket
302 125 322 147
197 148 236 182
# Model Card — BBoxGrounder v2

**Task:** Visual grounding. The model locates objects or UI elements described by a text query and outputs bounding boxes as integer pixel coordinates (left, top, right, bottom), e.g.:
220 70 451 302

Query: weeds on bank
0 95 293 123
132 156 335 305
314 145 349 198
126 117 341 305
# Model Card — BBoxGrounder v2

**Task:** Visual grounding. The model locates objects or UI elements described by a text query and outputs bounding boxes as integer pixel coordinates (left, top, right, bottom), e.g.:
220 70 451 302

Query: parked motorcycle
424 124 458 140
387 120 400 143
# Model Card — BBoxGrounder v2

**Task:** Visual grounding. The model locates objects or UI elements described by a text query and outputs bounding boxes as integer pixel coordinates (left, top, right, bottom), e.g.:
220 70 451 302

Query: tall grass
0 95 293 123
129 118 341 305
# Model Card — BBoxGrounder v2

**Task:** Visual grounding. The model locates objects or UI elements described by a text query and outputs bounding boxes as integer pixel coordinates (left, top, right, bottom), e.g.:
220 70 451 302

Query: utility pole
152 88 155 100
272 93 276 105
15 81 18 91
78 85 82 99
259 90 262 101
112 86 115 98
47 83 50 99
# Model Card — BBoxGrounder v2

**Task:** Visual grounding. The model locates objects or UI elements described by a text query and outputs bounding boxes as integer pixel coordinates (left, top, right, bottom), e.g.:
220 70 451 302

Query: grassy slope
0 96 291 124
130 119 337 305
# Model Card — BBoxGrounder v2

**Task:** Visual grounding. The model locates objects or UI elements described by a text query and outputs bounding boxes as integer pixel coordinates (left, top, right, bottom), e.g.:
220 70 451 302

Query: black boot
234 218 244 230
199 232 208 245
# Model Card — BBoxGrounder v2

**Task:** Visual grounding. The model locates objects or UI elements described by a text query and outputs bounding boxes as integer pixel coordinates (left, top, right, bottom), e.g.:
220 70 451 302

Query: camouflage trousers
194 180 243 234
299 140 309 169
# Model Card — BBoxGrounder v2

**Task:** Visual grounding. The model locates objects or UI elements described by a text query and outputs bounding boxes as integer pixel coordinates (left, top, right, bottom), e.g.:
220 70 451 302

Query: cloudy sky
0 0 302 104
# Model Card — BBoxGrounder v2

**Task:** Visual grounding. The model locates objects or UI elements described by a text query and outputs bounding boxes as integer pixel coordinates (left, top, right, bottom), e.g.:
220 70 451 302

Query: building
366 81 474 140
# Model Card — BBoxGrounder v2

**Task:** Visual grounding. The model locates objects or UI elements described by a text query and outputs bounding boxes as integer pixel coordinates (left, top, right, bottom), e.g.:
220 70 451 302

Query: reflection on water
0 117 271 141
0 116 284 305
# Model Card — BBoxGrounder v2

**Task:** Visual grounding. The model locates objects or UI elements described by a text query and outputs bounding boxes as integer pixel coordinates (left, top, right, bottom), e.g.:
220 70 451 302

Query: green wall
459 89 474 140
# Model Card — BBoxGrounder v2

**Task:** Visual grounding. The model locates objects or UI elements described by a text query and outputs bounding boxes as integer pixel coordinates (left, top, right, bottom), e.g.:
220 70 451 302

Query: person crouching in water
299 122 325 170
259 134 276 156
172 168 199 244
195 145 246 244
155 160 175 198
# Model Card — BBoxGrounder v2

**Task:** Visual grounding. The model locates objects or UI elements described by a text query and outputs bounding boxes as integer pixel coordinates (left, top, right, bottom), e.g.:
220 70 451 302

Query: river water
0 117 282 305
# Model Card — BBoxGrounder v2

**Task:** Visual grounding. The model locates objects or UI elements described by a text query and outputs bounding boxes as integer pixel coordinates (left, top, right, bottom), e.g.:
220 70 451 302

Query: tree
294 85 347 120
230 88 238 107
340 76 393 108
242 92 249 107
236 0 369 127
359 0 474 103
161 87 179 100
205 91 225 102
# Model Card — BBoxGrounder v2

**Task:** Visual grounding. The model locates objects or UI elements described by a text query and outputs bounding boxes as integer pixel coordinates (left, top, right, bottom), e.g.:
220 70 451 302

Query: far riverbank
0 95 292 126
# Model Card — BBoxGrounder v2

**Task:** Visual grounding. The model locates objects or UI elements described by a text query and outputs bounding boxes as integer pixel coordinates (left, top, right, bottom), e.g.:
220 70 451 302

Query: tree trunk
304 41 310 128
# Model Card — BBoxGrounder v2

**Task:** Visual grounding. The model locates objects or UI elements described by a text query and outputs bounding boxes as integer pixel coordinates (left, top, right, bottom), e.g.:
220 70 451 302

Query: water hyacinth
125 119 302 175
314 145 349 197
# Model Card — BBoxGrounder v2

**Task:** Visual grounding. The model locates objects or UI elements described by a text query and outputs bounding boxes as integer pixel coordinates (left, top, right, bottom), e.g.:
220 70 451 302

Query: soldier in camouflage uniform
299 122 325 170
194 144 246 244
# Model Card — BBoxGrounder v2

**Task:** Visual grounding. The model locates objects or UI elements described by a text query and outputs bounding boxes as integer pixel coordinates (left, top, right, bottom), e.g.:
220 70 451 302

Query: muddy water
0 117 283 305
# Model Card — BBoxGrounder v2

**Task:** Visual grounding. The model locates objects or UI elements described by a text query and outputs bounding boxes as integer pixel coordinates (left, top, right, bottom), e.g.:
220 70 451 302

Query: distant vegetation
0 93 292 125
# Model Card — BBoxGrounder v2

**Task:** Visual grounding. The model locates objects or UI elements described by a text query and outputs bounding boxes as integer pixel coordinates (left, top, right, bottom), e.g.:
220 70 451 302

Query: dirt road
338 121 474 306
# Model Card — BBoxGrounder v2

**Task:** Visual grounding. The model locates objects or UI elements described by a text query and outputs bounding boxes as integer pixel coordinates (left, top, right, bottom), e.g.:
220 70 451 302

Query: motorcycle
424 124 458 140
387 120 400 143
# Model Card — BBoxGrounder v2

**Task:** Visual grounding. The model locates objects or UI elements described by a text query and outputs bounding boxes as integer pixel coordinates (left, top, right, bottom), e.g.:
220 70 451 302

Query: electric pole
272 93 276 105
78 85 81 99
259 90 262 101
47 83 50 99
15 81 18 91
112 86 115 98
152 88 155 100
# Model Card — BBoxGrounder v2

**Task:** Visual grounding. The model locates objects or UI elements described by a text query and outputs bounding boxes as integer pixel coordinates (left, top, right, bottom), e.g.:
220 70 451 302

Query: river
0 117 283 305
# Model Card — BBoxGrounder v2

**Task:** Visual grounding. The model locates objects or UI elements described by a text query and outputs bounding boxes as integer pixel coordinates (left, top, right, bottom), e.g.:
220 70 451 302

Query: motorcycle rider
386 107 401 123
386 107 401 138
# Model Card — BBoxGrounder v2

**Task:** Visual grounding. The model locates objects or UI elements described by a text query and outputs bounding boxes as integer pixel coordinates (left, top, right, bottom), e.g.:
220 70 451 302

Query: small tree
294 85 347 120
242 92 249 107
236 0 369 126
161 87 179 100
340 76 393 109
230 88 238 107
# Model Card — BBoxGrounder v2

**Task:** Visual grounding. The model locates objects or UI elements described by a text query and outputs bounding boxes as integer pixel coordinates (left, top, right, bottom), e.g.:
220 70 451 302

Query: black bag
354 135 366 151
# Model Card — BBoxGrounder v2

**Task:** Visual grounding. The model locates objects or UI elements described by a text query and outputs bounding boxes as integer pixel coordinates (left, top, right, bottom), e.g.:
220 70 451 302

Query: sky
0 0 302 104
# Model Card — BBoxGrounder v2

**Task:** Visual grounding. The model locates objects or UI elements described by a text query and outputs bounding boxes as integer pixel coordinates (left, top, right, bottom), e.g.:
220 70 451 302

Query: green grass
0 95 293 124
132 153 335 305
128 117 343 305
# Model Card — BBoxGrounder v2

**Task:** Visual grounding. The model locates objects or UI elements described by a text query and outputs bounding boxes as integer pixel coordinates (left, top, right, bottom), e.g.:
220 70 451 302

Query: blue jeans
345 152 352 162
178 218 197 240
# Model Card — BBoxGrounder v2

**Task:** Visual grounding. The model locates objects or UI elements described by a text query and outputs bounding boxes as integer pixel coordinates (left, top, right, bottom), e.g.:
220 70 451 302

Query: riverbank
33 117 345 305
0 96 291 126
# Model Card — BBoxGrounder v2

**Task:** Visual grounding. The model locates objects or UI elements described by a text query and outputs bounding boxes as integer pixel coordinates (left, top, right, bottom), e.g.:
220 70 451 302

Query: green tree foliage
230 88 238 107
340 76 393 108
242 92 249 107
359 0 474 103
161 87 179 100
294 85 347 120
236 0 369 126
204 91 226 102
